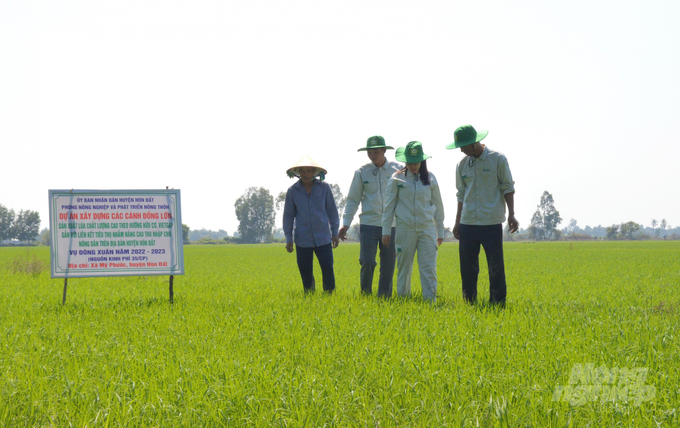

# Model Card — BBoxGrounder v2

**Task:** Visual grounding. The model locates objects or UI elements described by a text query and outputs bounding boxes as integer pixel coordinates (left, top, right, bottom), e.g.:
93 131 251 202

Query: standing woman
381 141 445 302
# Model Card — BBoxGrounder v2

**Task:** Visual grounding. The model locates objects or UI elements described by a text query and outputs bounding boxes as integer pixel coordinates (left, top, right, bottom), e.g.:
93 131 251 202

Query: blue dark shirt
283 179 339 248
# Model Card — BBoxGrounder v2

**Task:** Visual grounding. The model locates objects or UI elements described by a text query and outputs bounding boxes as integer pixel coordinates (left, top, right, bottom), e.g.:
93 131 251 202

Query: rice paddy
1 241 678 426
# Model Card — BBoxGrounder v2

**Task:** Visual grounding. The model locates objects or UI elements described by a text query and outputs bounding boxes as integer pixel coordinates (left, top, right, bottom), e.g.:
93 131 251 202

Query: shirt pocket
461 170 474 186
396 181 412 202
363 178 378 194
480 167 495 183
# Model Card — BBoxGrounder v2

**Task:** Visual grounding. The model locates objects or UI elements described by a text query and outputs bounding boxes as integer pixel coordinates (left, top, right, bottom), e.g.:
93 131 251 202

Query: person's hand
437 238 443 246
286 242 294 253
382 235 390 248
507 215 519 233
332 236 339 248
338 225 349 241
453 222 460 240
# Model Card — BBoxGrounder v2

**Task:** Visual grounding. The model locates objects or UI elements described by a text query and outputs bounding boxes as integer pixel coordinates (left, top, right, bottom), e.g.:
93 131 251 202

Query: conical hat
286 155 328 178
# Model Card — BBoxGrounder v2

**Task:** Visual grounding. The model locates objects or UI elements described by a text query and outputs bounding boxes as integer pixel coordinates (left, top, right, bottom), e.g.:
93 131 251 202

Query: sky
2 0 679 235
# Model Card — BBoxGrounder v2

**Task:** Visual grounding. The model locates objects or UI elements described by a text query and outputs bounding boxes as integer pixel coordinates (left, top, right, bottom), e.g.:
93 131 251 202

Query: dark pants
359 225 396 297
295 243 335 293
459 224 506 304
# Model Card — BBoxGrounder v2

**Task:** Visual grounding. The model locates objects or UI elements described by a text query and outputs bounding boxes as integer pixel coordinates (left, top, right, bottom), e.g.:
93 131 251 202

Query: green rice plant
0 242 678 427
3 249 47 277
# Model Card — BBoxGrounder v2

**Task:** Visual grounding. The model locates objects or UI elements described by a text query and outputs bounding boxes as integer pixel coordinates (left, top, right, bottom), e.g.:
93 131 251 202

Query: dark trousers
359 225 396 297
459 224 506 304
295 243 335 292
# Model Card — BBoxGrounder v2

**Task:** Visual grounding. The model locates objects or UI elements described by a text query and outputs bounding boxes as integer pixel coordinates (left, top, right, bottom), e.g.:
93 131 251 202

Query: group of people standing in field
282 124 518 305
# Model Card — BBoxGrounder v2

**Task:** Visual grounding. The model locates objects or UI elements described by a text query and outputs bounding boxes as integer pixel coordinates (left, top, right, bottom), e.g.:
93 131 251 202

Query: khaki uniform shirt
382 170 445 239
456 146 515 225
343 160 403 228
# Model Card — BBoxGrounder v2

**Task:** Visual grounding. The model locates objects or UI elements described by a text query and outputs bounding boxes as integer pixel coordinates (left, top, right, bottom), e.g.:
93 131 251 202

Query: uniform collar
479 145 489 160
467 146 488 164
368 160 389 170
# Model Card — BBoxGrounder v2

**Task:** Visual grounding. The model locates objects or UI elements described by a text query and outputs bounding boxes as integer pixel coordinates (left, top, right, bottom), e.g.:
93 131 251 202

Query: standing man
446 125 518 305
283 155 340 293
338 136 402 297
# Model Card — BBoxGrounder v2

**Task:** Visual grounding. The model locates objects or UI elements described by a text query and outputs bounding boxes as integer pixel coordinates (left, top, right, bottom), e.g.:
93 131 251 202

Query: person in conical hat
338 135 402 297
286 155 328 181
283 155 339 293
445 124 518 306
381 141 445 303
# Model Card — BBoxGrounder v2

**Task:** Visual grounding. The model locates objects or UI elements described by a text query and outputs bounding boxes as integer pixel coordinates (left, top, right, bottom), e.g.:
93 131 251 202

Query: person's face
366 148 386 165
460 143 475 156
406 162 421 175
298 167 317 183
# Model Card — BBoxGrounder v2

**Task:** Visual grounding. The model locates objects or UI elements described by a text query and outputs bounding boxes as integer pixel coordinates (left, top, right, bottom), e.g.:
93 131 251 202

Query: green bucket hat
445 124 488 149
358 135 394 151
395 141 431 163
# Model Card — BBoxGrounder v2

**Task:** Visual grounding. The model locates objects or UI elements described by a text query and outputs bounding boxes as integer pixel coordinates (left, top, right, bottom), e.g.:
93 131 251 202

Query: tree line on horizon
2 187 677 247
516 190 677 241
182 188 680 245
0 204 41 245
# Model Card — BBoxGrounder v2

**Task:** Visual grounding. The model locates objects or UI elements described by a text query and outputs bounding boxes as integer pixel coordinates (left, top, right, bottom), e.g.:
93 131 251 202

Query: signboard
49 189 184 278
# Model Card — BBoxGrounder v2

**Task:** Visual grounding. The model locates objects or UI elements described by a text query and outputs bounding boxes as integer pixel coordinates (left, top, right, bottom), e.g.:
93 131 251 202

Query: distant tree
189 228 229 242
274 191 287 232
0 204 15 242
275 191 286 212
588 225 607 238
348 224 360 242
234 187 275 243
529 191 562 240
606 224 619 240
182 224 190 244
528 210 545 240
503 223 513 241
329 183 346 214
564 218 578 235
40 228 50 246
12 210 41 243
660 219 668 231
619 221 641 240
651 219 659 238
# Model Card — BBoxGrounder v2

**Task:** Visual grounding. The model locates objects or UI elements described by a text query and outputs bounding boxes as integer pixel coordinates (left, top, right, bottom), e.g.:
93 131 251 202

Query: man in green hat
446 125 518 305
339 135 402 297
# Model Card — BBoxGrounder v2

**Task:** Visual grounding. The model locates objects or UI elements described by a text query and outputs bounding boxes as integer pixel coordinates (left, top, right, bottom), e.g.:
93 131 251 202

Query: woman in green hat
381 141 445 302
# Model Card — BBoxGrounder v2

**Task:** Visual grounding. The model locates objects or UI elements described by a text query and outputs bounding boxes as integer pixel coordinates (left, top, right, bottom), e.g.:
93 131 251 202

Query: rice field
1 241 679 427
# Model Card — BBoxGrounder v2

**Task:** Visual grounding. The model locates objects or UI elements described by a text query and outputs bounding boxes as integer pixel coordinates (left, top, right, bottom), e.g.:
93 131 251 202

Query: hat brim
286 166 328 177
395 147 431 163
287 155 327 178
446 129 489 149
358 145 394 152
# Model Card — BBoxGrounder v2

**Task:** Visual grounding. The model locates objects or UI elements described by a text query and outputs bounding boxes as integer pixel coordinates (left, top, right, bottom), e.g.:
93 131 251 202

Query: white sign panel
49 189 184 278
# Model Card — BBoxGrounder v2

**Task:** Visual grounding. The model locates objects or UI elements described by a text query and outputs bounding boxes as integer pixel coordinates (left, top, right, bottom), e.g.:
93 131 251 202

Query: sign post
49 189 184 303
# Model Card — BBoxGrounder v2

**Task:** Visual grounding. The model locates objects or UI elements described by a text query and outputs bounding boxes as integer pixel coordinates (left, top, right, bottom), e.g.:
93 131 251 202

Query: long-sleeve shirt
456 146 515 225
381 170 445 239
283 179 339 248
342 160 403 227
